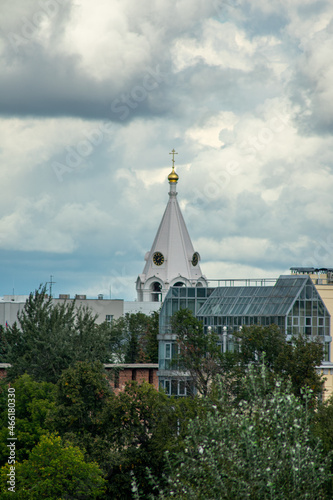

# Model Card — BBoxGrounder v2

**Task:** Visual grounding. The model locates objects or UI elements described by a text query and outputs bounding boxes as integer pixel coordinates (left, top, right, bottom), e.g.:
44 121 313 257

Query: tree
0 374 56 467
156 367 332 500
138 311 159 363
0 434 106 499
170 309 233 397
276 333 325 400
104 381 204 499
235 325 325 401
110 312 159 363
47 361 113 466
3 285 114 383
0 324 7 361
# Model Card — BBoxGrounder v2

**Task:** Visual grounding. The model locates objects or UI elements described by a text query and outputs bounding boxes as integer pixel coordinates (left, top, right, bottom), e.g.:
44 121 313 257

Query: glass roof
197 275 310 317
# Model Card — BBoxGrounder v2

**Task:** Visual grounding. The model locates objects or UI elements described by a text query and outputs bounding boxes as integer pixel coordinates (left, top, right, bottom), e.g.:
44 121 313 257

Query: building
158 275 332 397
0 294 126 328
290 267 333 396
136 150 207 302
104 363 159 394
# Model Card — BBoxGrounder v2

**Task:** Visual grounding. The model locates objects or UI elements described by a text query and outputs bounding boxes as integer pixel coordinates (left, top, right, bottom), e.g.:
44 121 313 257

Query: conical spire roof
136 151 207 301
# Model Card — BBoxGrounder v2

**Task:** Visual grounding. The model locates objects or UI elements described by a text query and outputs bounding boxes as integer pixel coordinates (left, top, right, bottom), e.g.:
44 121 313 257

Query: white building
136 152 207 302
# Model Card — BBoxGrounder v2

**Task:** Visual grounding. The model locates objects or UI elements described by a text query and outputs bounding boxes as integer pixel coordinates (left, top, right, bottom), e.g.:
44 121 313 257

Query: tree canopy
3 286 114 383
170 309 234 397
155 367 332 500
110 311 159 363
0 434 106 499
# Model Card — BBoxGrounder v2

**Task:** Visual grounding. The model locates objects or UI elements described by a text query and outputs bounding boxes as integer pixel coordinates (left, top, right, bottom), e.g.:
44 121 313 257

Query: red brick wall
0 365 159 394
107 367 159 395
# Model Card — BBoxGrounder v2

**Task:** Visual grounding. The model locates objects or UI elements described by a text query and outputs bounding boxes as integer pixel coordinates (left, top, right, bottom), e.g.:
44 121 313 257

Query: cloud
1 0 333 298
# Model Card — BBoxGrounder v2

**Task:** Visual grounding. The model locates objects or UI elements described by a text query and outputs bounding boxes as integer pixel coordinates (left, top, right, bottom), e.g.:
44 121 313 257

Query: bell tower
136 150 207 302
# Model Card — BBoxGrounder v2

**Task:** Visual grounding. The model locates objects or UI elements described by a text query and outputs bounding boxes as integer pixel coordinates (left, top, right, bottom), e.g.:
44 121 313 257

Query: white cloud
1 0 333 296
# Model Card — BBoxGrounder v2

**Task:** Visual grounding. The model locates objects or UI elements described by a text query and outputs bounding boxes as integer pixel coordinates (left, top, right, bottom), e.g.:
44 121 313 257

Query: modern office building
158 274 332 397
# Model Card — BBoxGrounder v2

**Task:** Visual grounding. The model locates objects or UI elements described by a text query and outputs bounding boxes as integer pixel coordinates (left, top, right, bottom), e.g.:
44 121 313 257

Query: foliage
156 366 332 500
0 325 7 361
0 374 56 467
275 333 325 400
110 312 159 363
138 311 159 363
104 381 204 499
47 361 113 466
170 309 234 397
0 434 106 499
3 285 114 383
235 325 325 402
314 395 333 454
235 324 286 369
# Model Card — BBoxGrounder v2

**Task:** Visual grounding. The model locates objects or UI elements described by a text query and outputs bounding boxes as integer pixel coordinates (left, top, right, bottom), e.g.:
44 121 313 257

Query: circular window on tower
153 252 164 266
191 252 199 266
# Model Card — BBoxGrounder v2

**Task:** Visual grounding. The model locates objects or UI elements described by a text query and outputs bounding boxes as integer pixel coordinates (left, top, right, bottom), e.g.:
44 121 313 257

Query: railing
206 278 278 287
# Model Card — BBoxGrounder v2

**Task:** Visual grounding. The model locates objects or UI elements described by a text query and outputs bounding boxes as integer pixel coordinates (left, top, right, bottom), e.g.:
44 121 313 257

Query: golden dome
168 166 179 183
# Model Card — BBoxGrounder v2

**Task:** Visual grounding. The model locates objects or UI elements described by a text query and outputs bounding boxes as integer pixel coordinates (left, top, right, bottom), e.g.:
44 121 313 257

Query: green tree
47 361 113 465
276 333 325 400
0 434 106 499
0 324 7 361
104 381 203 499
3 285 113 383
156 367 332 500
0 374 56 467
235 325 324 401
138 311 159 363
110 312 159 363
171 309 233 397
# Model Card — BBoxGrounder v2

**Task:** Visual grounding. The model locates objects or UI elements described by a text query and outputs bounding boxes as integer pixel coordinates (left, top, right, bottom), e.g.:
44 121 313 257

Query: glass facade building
158 275 331 396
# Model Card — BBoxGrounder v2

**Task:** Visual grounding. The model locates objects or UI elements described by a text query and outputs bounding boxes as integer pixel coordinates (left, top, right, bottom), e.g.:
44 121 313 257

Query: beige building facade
291 267 333 399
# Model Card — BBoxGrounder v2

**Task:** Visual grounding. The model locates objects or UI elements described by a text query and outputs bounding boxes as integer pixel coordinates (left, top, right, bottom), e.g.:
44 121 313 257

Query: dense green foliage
154 367 331 500
3 286 113 383
2 286 159 384
1 297 333 499
171 309 233 396
47 361 113 465
235 324 324 401
0 374 56 465
0 434 106 499
110 311 159 363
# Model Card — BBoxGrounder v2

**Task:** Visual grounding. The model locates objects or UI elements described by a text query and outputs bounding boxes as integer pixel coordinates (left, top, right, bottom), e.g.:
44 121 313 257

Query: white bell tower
136 150 207 302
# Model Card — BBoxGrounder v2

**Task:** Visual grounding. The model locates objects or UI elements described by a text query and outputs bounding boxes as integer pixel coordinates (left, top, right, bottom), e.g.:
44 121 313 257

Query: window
159 378 188 397
165 343 171 369
106 314 113 323
114 371 119 389
149 369 154 385
151 282 162 302
324 343 330 362
179 381 186 396
305 318 312 335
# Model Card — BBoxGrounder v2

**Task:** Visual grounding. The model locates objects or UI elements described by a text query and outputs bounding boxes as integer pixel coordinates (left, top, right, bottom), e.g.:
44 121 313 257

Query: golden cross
169 148 178 167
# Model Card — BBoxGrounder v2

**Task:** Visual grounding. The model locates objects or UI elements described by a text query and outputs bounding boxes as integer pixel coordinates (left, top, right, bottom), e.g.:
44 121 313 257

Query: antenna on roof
46 275 56 298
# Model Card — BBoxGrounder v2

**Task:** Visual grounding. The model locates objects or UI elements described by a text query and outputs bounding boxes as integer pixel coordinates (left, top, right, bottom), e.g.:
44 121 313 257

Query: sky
0 0 333 301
